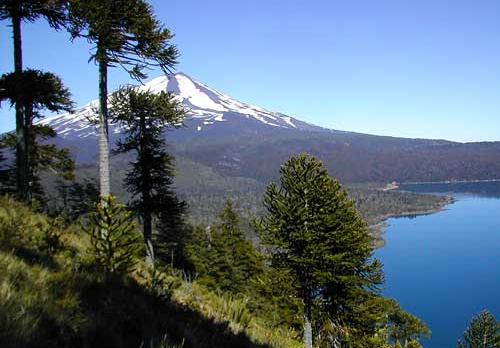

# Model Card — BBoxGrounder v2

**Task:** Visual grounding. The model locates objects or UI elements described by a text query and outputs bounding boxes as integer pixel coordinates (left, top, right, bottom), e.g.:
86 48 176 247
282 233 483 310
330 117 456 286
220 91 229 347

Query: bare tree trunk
12 14 27 201
304 303 313 348
24 103 33 203
139 114 154 266
98 51 110 198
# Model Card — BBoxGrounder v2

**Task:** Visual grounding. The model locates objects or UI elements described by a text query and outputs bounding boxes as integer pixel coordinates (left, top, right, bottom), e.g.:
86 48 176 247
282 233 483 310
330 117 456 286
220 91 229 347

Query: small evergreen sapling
83 196 142 275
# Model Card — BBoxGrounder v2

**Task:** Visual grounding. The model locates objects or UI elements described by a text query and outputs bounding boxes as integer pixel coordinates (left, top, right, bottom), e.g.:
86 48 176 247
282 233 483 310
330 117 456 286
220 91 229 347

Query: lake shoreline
370 195 456 248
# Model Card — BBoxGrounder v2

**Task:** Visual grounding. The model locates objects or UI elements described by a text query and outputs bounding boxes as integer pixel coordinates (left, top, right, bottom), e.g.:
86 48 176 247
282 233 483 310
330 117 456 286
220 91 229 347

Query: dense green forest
0 1 498 348
50 154 451 246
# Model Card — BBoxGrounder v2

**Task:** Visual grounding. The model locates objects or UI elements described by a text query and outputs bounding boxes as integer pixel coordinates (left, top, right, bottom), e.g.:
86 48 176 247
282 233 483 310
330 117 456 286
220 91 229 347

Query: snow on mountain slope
40 72 320 138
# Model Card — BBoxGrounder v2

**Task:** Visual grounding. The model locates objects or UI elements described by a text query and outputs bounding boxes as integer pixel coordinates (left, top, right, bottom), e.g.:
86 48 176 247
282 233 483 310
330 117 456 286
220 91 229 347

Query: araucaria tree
68 0 178 198
109 87 185 265
0 0 67 201
457 310 500 348
256 154 384 348
0 70 74 203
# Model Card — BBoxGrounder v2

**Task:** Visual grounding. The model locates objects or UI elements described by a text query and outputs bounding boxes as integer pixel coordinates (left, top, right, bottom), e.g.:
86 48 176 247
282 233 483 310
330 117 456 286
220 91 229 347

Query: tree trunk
12 14 27 201
24 103 33 203
97 51 110 198
140 114 154 266
304 303 313 348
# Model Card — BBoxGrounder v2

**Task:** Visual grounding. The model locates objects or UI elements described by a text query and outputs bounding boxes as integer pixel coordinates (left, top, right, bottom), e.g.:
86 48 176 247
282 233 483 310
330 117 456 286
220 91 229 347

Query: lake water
375 183 500 348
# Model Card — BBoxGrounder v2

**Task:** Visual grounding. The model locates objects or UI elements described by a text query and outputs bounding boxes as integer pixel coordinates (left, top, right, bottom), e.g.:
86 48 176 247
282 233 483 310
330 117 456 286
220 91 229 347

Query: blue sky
1 0 500 142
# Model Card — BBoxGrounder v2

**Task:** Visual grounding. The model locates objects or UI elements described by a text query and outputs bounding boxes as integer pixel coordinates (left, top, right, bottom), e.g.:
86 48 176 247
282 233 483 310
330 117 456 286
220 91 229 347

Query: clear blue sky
1 0 500 142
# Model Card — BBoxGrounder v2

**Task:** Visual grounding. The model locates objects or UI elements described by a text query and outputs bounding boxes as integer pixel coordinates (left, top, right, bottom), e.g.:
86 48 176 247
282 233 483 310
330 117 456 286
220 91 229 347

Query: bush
0 197 47 251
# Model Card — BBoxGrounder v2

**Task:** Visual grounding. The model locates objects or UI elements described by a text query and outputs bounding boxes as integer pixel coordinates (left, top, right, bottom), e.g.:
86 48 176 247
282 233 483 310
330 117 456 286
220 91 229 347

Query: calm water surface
376 184 500 348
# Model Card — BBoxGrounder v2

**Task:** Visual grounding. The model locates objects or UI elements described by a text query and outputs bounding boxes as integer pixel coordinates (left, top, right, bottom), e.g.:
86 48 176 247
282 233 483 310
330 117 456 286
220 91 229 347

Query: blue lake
375 188 500 348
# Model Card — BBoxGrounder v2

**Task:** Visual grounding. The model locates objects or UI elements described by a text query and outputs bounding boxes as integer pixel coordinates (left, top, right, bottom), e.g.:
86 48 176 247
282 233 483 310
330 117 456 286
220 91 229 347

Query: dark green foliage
0 0 69 201
0 69 73 116
39 217 65 257
83 195 143 274
195 201 264 294
256 154 384 345
53 178 99 221
457 310 500 348
0 151 15 195
1 124 75 205
0 70 74 203
386 299 431 346
155 198 189 268
68 0 179 198
68 0 178 80
0 0 67 27
109 87 186 264
183 204 302 331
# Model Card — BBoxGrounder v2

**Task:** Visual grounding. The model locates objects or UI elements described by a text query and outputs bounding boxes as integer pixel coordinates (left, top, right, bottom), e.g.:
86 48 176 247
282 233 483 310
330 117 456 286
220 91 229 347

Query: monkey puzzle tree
0 70 74 202
0 0 68 201
256 154 384 348
458 310 500 348
109 86 184 265
68 0 178 198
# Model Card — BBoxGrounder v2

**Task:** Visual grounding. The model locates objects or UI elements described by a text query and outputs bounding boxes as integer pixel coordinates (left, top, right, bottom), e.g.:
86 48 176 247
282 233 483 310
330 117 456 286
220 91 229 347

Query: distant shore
387 178 500 188
370 195 455 248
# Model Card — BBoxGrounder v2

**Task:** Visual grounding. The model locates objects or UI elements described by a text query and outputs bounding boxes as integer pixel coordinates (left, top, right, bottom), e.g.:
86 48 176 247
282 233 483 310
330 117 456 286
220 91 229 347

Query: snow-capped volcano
30 72 500 185
40 72 318 138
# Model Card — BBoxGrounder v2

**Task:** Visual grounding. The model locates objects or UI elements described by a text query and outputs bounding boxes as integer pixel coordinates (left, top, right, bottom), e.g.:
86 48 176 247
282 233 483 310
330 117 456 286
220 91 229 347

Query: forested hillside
0 1 491 348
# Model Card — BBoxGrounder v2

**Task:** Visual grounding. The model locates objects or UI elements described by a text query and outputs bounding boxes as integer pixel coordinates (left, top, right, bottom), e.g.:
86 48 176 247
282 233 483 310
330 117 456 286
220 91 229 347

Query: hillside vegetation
62 155 451 244
0 197 303 348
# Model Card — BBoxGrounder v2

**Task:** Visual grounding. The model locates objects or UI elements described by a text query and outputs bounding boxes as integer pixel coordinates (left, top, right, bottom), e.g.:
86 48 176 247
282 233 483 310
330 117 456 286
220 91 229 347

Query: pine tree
255 154 384 348
0 0 68 201
1 125 74 206
0 70 74 203
54 178 99 221
386 299 430 347
68 0 178 198
202 201 264 293
457 310 500 348
109 87 185 265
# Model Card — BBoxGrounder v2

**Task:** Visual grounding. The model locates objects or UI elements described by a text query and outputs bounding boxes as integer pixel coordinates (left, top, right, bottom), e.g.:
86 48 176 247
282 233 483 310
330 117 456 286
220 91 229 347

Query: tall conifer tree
109 87 184 265
256 154 384 348
201 201 264 293
0 70 74 202
0 0 68 200
68 0 178 198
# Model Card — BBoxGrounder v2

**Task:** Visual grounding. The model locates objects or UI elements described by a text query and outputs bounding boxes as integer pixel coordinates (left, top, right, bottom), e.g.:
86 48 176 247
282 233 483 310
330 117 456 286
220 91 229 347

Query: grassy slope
0 197 302 348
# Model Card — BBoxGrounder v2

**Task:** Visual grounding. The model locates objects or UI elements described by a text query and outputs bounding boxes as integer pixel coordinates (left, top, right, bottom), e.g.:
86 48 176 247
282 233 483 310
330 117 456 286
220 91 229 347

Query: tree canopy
256 153 385 346
68 0 178 79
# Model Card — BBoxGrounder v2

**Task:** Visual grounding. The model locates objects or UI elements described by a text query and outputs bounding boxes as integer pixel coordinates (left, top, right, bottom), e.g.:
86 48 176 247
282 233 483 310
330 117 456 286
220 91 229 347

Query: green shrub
0 197 46 251
83 196 143 275
39 217 65 257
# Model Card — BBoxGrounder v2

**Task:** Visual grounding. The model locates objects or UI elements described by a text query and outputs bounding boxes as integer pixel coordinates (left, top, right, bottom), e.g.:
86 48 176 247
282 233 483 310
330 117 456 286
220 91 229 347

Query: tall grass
0 196 303 348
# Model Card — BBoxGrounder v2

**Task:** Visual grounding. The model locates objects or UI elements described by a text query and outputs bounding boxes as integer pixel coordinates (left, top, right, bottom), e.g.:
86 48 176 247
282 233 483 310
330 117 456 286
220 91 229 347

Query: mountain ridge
36 72 500 185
